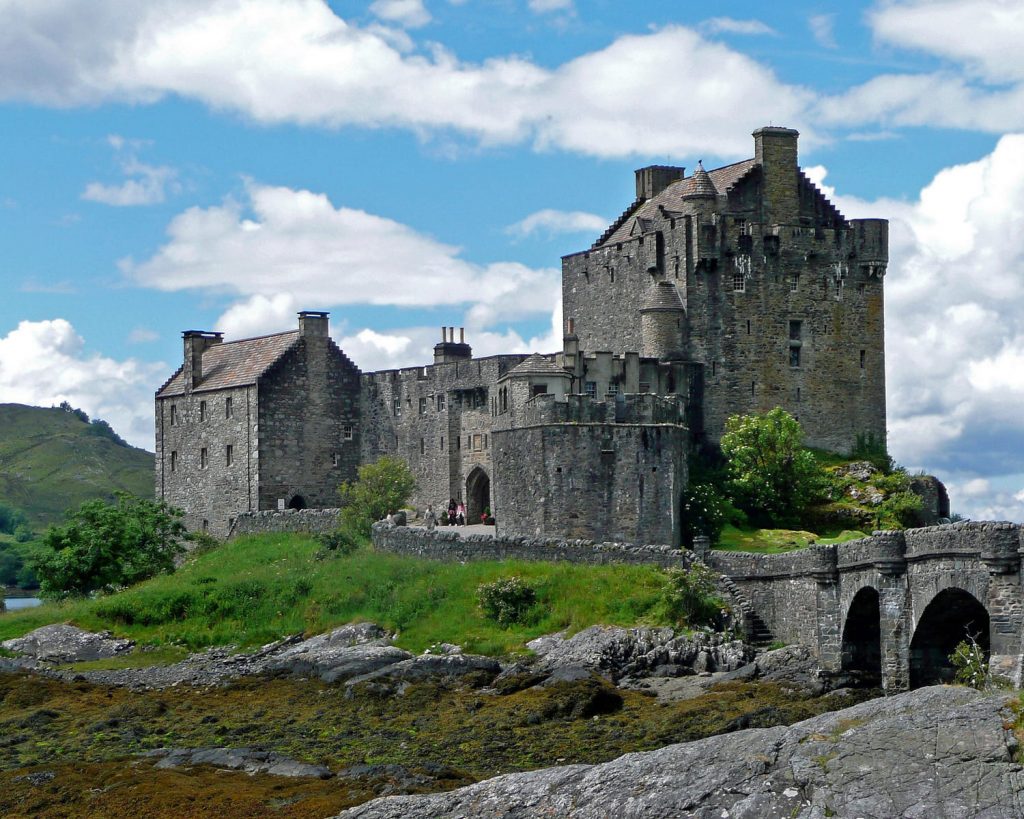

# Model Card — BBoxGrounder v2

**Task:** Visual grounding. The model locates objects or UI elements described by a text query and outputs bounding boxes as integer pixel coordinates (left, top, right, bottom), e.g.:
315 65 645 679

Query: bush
30 493 187 598
661 564 727 629
950 639 989 690
338 456 417 538
317 527 362 556
680 483 745 546
850 431 894 473
477 576 538 626
0 503 27 535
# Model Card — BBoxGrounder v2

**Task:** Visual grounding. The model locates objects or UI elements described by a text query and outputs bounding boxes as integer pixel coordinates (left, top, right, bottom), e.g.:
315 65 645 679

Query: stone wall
371 522 697 568
230 509 341 537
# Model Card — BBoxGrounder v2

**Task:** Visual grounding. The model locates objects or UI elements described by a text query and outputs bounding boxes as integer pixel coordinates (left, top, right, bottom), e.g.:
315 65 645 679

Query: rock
335 686 1023 818
149 747 331 779
837 460 879 482
265 624 409 682
1 624 134 663
719 644 828 694
12 771 55 787
527 626 751 681
345 654 502 688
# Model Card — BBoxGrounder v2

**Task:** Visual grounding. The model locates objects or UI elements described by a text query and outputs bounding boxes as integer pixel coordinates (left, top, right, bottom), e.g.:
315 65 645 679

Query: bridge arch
840 586 881 685
909 587 989 688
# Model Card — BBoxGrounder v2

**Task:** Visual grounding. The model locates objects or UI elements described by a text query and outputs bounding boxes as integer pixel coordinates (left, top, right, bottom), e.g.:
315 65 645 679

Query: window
436 393 446 412
746 319 751 335
225 444 233 466
797 387 801 401
170 405 177 426
751 381 756 397
456 436 461 451
343 425 354 441
789 320 802 340
440 436 444 451
202 519 209 532
393 397 401 417
420 438 425 455
790 346 801 367
484 434 488 450
419 397 427 415
332 452 340 466
532 384 548 397
472 434 483 451
733 273 745 292
584 381 597 398
607 383 619 398
170 451 177 472
200 447 208 469
790 272 799 292
789 320 802 368
199 400 207 421
860 349 866 370
225 397 233 418
639 382 650 394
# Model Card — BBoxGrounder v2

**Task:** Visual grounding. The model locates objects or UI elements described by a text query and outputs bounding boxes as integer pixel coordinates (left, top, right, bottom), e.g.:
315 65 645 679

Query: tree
720 408 826 526
30 493 187 598
338 456 416 538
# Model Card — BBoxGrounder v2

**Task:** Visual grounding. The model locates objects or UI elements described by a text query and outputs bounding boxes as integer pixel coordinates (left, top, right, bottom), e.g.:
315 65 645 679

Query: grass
0 533 678 656
714 525 866 554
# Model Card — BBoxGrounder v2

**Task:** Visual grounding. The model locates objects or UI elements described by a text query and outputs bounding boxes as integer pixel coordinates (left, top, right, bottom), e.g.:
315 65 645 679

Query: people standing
425 504 437 531
456 501 466 526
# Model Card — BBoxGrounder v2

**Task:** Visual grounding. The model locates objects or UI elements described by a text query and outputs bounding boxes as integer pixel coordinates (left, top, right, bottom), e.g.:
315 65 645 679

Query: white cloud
699 17 777 37
809 13 837 49
0 319 162 450
369 0 431 28
528 0 573 13
81 135 178 207
127 326 159 343
505 208 607 239
0 2 812 159
819 135 1024 499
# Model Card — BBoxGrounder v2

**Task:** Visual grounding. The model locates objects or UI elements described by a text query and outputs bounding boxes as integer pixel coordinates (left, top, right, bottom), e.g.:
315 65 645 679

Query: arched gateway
466 467 490 524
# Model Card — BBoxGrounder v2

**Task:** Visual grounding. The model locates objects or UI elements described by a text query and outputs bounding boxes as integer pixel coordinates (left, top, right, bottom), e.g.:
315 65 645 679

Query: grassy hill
0 403 153 529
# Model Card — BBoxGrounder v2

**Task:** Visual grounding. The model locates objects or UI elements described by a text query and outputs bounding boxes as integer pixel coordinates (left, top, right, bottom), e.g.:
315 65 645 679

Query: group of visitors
424 499 466 530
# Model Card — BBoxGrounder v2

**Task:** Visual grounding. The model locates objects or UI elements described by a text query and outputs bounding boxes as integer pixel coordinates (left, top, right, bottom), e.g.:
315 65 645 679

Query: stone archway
466 467 490 524
287 495 307 510
909 587 990 688
840 587 882 686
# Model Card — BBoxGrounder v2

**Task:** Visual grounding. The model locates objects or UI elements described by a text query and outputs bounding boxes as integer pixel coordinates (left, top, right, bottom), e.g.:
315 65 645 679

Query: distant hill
0 404 153 529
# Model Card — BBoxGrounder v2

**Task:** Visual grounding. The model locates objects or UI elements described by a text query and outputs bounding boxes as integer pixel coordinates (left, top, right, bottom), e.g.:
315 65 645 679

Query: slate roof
641 282 685 311
156 331 301 397
501 353 569 379
596 158 758 248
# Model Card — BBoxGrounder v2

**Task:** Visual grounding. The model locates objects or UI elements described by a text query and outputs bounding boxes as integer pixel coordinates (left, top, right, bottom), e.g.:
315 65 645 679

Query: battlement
515 392 685 428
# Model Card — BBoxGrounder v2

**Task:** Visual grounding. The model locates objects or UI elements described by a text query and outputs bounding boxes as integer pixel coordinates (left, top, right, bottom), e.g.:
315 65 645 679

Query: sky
1 0 1023 521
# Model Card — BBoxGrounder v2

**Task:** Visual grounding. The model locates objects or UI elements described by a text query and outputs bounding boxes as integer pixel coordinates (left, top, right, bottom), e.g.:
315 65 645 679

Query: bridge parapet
708 544 838 582
904 521 1021 572
836 530 906 575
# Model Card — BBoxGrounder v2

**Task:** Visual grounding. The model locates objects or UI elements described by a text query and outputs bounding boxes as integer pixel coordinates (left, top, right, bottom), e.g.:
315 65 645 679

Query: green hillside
0 403 153 529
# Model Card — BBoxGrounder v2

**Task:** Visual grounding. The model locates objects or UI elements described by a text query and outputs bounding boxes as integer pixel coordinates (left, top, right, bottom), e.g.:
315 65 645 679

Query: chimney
434 326 472 364
753 127 800 226
635 165 685 200
298 310 329 338
182 330 223 391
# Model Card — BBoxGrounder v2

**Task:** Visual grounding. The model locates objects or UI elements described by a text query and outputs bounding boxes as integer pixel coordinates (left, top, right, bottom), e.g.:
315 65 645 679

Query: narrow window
199 400 207 421
789 320 802 340
200 447 208 469
790 346 801 367
585 381 597 398
673 257 680 279
751 381 756 397
225 396 233 419
436 393 446 411
343 425 354 441
419 397 427 415
170 405 177 426
797 387 801 401
789 320 802 368
332 452 340 466
393 397 401 417
440 436 444 451
790 272 799 292
202 519 209 532
860 349 866 369
746 319 751 335
607 383 619 398
711 361 717 376
457 436 461 451
170 451 177 472
225 444 233 466
473 434 482 451
484 434 488 450
420 438 425 455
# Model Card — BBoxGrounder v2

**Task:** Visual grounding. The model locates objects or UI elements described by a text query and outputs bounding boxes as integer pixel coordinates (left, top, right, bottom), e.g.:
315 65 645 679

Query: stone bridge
708 522 1024 692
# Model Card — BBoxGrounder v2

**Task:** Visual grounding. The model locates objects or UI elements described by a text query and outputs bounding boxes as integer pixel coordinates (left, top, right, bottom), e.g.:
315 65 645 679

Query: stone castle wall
230 508 341 537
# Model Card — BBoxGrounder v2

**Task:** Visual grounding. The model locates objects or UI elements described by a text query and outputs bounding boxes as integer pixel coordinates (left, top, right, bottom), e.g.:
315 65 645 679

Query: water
2 596 41 612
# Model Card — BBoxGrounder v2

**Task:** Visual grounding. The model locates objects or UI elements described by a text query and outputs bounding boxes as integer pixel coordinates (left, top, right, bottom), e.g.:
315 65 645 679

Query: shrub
950 638 989 690
477 576 538 626
680 483 744 546
338 456 416 537
317 527 362 556
661 564 727 629
849 431 894 474
30 493 187 598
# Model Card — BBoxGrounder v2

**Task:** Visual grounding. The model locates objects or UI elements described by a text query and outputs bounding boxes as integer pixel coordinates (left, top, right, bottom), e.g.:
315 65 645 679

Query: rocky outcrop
337 686 1024 818
1 624 134 663
147 747 332 779
527 626 751 681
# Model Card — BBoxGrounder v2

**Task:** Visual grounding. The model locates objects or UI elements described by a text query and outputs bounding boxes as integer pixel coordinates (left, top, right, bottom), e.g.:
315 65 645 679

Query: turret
640 282 686 360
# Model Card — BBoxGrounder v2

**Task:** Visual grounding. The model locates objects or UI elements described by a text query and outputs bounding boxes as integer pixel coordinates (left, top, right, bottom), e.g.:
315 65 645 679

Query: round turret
640 282 686 360
682 161 717 201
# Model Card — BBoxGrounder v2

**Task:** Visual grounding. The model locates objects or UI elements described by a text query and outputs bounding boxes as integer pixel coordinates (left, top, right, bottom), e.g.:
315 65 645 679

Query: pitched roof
156 331 301 397
501 353 569 379
595 158 758 248
641 282 685 311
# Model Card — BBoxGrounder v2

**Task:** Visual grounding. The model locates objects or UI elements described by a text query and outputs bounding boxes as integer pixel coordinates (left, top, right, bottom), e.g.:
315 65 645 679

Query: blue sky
2 0 1024 520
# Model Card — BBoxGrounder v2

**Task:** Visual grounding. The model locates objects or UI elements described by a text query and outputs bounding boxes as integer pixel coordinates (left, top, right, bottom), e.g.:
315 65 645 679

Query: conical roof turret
683 161 717 200
640 281 685 312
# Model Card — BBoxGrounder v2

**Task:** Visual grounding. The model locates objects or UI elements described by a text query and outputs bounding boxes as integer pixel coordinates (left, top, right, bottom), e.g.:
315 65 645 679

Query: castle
155 127 888 546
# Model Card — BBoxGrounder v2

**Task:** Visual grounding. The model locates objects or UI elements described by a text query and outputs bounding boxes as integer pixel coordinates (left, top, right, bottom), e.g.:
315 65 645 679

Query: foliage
714 525 865 554
849 431 894 473
477 576 538 626
316 527 363 556
660 564 726 629
338 456 416 538
950 637 989 690
720 408 828 526
875 490 923 529
57 400 90 424
30 493 187 598
0 502 27 535
680 482 745 546
185 531 222 557
88 418 131 448
0 533 676 655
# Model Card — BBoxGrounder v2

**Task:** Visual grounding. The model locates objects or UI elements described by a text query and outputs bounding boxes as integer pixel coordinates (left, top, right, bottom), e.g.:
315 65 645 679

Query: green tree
338 456 416 538
720 408 826 526
0 502 27 535
30 493 187 598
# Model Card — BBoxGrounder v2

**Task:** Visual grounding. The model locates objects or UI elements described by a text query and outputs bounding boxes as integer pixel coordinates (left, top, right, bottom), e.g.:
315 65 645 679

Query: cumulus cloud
0 319 162 449
369 0 431 28
808 13 837 49
0 1 812 159
699 17 777 36
505 208 607 239
528 0 573 13
820 135 1024 501
81 134 178 207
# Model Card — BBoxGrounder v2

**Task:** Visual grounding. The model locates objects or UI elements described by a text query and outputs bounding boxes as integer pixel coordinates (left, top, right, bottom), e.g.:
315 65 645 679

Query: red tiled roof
156 331 300 398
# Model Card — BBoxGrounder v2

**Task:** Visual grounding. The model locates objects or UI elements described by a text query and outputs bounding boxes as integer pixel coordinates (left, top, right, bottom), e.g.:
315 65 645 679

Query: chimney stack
635 165 685 200
298 311 329 338
182 330 224 391
434 326 472 364
753 127 800 226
